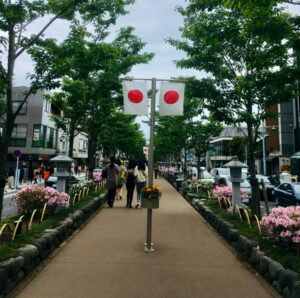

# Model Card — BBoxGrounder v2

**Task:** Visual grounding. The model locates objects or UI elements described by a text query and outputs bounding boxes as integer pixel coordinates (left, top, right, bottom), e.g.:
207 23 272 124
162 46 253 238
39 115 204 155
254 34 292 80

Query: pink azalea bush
93 172 102 182
213 186 248 202
14 185 69 216
260 206 300 244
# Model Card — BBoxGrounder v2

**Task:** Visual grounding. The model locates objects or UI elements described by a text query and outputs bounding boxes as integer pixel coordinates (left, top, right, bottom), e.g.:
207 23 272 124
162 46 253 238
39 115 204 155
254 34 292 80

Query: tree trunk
197 154 201 179
0 27 16 219
247 123 261 218
87 136 97 180
68 126 75 158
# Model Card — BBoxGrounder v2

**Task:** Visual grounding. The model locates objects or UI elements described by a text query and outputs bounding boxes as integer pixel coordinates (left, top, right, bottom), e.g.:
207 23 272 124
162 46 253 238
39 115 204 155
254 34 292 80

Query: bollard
235 205 243 222
254 215 262 234
12 215 25 241
28 209 37 231
0 224 9 238
40 203 47 223
73 194 78 206
243 208 251 227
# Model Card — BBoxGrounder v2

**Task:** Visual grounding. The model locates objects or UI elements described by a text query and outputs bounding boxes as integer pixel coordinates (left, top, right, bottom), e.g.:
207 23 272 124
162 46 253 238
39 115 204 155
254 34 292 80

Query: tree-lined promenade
0 0 299 222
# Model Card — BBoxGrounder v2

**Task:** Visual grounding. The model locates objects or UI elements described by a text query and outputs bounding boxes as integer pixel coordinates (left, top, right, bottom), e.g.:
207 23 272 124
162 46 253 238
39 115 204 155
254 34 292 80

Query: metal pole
15 156 19 189
145 78 156 252
262 121 267 176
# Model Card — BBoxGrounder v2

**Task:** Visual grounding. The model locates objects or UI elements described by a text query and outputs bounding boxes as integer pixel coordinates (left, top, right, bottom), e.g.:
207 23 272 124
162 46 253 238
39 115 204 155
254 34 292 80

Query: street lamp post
261 122 278 176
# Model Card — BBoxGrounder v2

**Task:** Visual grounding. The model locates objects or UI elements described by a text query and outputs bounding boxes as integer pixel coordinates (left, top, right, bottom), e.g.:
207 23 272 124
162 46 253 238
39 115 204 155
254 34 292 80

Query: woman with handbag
115 159 126 201
134 160 148 208
125 159 137 208
105 156 120 208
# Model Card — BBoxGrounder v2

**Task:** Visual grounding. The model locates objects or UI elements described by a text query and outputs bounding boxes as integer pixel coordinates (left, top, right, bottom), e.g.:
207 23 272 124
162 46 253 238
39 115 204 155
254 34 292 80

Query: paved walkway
14 179 278 298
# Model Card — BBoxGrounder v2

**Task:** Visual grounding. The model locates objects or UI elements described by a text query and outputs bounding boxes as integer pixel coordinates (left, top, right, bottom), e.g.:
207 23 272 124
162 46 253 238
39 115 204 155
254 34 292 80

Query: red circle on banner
128 90 143 103
164 91 179 104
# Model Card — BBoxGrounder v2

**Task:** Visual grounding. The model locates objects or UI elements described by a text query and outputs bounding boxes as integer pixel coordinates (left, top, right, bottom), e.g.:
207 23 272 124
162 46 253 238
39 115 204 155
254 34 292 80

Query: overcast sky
11 0 300 141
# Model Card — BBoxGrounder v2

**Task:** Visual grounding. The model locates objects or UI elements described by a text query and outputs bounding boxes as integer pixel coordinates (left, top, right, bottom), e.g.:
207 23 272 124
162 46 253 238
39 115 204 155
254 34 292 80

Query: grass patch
204 199 300 275
0 188 106 262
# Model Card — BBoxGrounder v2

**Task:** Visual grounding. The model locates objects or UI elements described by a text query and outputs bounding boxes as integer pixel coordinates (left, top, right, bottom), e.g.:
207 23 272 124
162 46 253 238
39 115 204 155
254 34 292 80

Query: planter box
141 197 159 209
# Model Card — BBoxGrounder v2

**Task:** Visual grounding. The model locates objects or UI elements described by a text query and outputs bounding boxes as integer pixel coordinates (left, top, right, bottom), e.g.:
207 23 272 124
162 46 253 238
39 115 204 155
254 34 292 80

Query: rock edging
0 194 107 297
190 197 300 298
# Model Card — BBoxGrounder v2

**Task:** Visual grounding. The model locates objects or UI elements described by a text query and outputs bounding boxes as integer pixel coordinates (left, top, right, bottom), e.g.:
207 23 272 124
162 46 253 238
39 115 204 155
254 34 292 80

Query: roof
210 126 247 143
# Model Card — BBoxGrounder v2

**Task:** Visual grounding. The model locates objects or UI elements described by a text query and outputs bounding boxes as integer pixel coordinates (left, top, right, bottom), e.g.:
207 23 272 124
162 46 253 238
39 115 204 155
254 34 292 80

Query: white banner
123 81 148 115
159 82 185 116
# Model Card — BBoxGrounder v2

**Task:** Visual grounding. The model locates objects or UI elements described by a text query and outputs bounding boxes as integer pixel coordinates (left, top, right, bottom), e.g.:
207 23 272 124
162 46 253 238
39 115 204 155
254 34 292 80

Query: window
44 99 50 113
79 139 88 151
32 125 46 147
12 101 27 115
46 127 55 148
10 124 27 147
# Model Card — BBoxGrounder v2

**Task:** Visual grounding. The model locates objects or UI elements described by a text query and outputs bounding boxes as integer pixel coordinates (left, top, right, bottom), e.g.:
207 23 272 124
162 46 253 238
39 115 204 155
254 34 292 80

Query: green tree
227 136 248 162
190 118 223 178
0 0 135 218
168 1 297 217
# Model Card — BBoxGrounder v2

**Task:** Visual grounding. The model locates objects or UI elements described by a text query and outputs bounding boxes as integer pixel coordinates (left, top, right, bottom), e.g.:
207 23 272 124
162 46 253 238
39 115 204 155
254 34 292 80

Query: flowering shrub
261 206 300 245
191 180 214 194
93 172 102 182
141 186 161 199
69 180 94 197
213 186 248 202
14 185 69 216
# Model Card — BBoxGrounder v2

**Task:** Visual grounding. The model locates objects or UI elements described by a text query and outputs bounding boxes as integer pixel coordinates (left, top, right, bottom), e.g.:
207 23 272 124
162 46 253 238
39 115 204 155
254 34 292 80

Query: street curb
167 177 300 298
0 193 107 297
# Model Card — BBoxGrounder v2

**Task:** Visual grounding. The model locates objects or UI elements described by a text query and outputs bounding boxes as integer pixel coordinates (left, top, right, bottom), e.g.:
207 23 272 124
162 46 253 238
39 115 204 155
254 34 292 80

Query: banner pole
145 77 156 252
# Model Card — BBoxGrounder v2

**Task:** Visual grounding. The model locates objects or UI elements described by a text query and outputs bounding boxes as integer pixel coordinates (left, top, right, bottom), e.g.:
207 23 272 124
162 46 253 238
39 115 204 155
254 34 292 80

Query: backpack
127 171 135 184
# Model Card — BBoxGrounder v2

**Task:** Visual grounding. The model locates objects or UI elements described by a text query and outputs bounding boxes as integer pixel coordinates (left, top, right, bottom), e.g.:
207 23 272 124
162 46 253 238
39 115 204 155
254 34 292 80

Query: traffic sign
12 149 21 158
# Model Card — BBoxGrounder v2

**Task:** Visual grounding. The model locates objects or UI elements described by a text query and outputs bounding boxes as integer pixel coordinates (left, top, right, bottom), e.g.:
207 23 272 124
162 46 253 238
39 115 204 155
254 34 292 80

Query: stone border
0 194 107 297
166 177 300 298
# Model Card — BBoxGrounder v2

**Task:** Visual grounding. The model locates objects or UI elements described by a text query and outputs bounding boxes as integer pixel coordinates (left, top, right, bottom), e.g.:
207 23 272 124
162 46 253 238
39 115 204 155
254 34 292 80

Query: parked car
273 182 300 207
45 175 80 189
45 176 57 188
218 176 251 203
211 168 230 184
93 167 102 174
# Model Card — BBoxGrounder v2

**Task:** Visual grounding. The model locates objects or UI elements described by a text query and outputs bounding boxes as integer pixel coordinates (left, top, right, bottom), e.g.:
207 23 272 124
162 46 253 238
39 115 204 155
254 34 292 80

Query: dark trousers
154 170 158 179
126 183 135 207
107 187 116 207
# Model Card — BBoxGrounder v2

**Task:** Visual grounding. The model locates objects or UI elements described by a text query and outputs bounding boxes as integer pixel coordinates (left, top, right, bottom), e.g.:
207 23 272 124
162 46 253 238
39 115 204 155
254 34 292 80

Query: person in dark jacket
105 156 120 208
125 159 137 208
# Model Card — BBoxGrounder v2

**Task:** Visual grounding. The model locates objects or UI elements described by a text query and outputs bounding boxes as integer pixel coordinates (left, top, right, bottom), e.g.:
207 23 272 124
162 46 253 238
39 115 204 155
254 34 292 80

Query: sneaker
135 203 140 209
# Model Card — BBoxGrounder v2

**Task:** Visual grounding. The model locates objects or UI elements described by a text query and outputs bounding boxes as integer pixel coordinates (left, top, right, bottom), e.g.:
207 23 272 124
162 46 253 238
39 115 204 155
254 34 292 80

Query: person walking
125 159 137 208
43 167 51 186
134 160 148 208
28 165 34 184
154 162 158 179
105 156 120 208
115 159 126 201
7 168 14 189
33 167 39 184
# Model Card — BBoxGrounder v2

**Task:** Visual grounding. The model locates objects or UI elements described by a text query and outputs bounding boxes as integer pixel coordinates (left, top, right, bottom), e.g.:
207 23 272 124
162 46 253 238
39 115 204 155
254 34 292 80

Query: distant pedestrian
125 159 137 208
115 159 126 201
28 165 34 184
105 156 120 208
19 166 25 185
7 168 14 189
154 162 158 179
134 160 148 208
39 166 44 183
33 168 39 184
74 164 78 176
43 168 51 186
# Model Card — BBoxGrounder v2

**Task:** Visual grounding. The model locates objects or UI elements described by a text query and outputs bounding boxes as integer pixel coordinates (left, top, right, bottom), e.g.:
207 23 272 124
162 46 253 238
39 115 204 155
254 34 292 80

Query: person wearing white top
134 160 148 208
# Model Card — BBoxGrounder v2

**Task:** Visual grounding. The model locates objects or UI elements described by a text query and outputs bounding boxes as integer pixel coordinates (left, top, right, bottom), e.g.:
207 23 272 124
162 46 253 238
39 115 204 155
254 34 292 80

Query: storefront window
32 125 45 147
